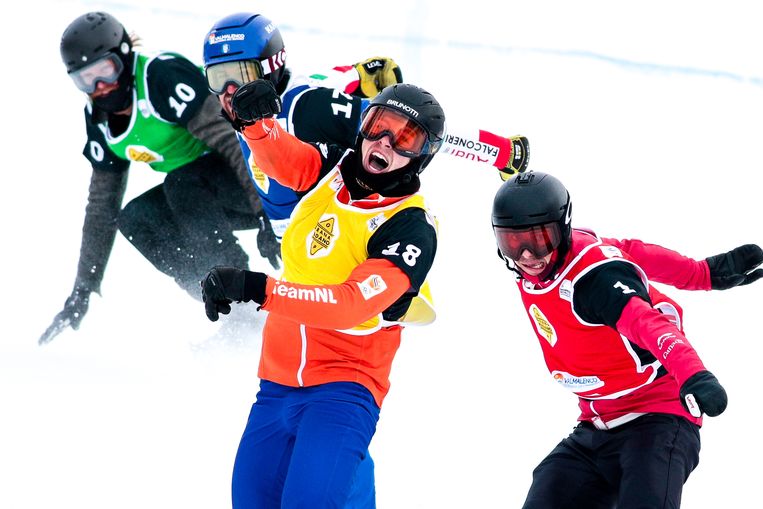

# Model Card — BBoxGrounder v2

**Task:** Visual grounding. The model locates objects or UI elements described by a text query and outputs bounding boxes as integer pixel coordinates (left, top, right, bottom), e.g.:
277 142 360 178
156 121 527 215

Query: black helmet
344 84 446 199
61 12 131 72
60 12 134 112
362 83 446 174
491 171 572 281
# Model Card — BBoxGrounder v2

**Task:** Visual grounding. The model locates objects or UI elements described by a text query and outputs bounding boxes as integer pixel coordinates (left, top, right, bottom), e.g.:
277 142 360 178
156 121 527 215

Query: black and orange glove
498 135 530 181
352 57 403 98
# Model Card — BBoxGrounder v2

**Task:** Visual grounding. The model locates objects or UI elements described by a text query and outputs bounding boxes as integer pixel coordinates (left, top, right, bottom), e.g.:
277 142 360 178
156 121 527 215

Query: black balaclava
340 138 422 201
92 72 133 114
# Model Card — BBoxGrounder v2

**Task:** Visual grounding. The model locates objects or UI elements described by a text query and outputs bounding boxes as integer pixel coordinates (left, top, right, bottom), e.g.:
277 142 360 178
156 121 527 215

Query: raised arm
233 80 323 191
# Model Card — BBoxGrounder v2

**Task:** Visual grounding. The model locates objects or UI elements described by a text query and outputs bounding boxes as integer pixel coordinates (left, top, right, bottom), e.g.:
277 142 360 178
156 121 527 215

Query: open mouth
368 151 389 172
518 260 546 274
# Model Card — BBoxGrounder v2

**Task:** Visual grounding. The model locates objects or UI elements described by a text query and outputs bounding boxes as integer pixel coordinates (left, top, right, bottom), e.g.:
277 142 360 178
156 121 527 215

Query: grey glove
39 287 92 345
257 213 281 270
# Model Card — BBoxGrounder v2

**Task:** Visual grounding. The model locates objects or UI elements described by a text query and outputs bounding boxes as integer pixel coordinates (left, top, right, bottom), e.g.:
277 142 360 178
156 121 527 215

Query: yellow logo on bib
530 304 557 346
126 145 163 164
310 217 336 255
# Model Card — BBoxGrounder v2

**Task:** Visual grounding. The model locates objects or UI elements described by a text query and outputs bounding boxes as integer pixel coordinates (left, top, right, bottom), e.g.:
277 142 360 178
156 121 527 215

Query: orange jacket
242 119 437 407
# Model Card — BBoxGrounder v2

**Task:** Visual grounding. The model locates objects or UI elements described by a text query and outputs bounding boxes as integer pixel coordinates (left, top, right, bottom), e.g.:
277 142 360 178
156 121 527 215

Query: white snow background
1 0 761 507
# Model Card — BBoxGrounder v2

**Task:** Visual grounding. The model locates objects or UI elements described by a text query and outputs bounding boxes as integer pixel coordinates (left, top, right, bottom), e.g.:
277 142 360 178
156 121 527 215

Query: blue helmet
203 13 287 88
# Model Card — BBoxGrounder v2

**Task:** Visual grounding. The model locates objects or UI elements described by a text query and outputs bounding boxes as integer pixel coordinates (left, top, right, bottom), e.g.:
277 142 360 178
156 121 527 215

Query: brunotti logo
386 100 419 117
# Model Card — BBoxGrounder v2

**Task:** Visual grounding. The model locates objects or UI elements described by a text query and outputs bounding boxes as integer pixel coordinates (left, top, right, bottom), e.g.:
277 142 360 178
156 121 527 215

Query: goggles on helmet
205 59 264 94
494 223 562 261
360 106 431 158
68 53 124 94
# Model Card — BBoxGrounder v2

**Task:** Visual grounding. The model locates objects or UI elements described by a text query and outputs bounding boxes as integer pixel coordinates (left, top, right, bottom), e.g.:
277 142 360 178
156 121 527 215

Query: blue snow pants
231 380 380 509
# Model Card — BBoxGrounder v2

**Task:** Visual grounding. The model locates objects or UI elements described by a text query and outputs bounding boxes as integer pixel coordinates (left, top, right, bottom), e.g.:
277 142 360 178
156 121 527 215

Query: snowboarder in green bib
40 12 278 344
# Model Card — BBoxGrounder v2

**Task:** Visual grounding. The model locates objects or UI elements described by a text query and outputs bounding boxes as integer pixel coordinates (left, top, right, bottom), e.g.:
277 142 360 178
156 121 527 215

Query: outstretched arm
606 238 763 291
604 237 711 290
442 128 529 177
263 259 411 329
40 166 128 345
299 59 529 177
201 258 411 329
305 57 403 98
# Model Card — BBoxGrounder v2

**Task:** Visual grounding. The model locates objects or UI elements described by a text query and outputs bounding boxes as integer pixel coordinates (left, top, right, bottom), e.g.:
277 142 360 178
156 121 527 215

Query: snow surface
2 0 761 507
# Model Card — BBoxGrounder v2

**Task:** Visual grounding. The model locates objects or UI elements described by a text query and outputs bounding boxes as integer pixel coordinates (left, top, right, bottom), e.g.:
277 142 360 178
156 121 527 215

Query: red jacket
517 229 708 429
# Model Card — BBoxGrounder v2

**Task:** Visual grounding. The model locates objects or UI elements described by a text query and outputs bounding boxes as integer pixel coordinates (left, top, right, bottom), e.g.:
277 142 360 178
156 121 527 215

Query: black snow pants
118 153 258 298
522 414 701 509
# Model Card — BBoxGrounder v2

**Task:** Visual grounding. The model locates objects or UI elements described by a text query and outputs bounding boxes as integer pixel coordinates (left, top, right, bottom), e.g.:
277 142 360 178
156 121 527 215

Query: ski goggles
68 53 124 94
359 106 432 158
494 223 562 260
205 59 264 94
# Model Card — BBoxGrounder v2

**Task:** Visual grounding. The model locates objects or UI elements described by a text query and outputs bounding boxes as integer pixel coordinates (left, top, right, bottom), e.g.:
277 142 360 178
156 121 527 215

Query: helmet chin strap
274 68 291 95
506 260 525 281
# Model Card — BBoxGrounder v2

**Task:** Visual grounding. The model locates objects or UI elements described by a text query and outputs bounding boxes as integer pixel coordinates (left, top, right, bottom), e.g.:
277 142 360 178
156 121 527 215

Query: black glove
201 266 268 322
39 287 92 345
706 244 763 290
352 57 403 98
257 213 281 270
498 136 530 181
219 107 250 133
680 370 728 417
230 79 282 126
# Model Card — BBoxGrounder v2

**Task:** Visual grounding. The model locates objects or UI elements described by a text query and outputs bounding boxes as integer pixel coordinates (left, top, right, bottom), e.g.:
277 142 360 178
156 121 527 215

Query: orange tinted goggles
360 106 430 157
494 223 562 260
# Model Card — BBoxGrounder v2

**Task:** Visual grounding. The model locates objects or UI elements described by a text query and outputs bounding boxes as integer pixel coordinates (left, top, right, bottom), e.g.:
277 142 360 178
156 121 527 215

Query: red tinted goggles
494 223 562 260
359 106 430 157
